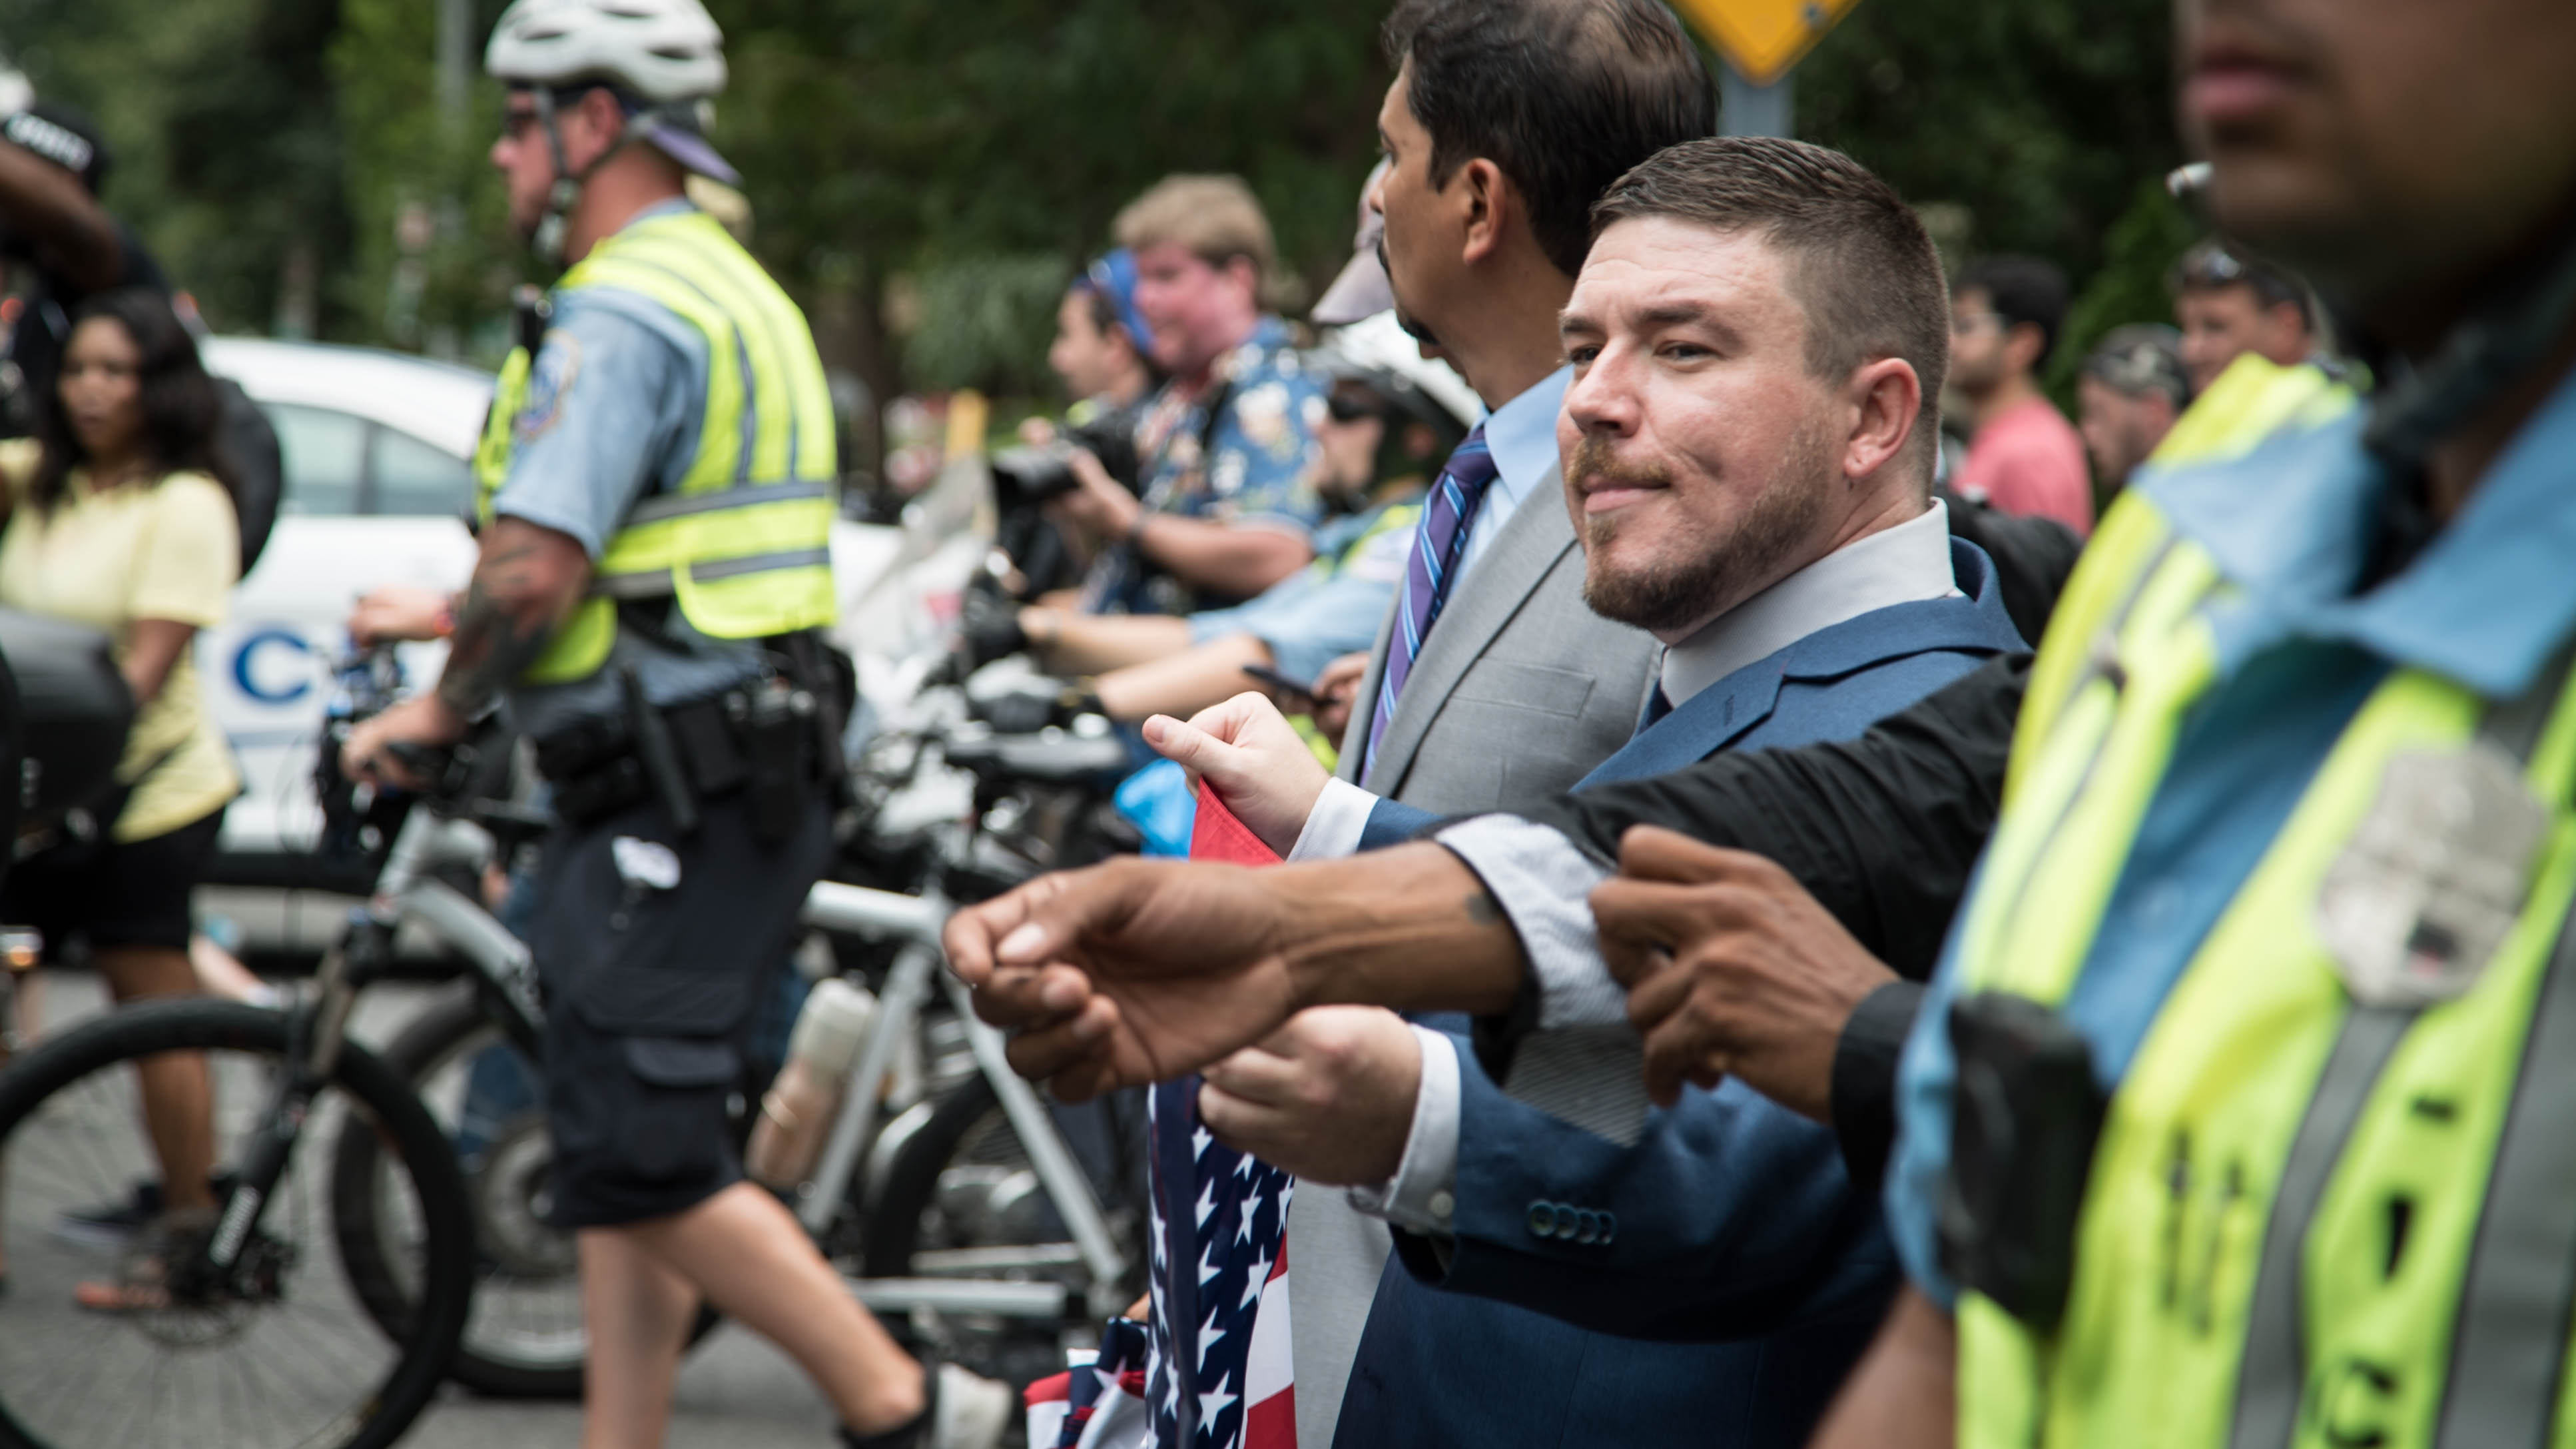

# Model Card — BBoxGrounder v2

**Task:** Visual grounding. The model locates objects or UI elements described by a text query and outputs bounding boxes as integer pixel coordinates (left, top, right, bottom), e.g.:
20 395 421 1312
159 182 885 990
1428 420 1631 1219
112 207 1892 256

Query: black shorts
0 804 226 956
532 789 830 1229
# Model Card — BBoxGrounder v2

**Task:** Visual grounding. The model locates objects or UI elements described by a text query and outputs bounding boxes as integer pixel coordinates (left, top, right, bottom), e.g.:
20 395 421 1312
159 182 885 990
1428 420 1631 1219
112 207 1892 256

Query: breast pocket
1448 662 1597 718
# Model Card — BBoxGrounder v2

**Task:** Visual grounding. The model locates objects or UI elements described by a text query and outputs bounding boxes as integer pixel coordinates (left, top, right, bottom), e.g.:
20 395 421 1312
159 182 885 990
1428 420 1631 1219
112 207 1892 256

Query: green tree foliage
1797 0 2196 391
0 0 352 335
0 0 2200 417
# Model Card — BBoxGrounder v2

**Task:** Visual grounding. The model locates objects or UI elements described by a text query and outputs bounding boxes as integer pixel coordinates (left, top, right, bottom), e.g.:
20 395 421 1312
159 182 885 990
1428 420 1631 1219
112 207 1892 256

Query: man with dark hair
1949 254 2092 534
2170 235 2317 392
965 136 2026 1449
1088 4 1702 1444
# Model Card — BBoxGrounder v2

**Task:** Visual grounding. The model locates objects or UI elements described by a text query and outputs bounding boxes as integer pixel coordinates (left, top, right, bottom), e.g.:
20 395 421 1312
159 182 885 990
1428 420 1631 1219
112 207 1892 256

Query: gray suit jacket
1290 468 1656 1448
1336 470 1656 802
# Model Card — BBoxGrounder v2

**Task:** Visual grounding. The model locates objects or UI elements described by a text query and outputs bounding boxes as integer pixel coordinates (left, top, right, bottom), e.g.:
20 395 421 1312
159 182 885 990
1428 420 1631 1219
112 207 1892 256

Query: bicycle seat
943 726 1132 785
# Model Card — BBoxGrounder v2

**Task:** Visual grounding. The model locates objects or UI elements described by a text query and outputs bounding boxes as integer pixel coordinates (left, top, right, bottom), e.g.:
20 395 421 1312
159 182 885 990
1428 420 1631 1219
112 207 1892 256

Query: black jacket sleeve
1511 651 2030 981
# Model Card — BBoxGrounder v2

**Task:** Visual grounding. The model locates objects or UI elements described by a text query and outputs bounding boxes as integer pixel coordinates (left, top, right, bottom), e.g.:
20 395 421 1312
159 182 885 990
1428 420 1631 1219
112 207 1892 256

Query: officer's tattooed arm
433 517 594 718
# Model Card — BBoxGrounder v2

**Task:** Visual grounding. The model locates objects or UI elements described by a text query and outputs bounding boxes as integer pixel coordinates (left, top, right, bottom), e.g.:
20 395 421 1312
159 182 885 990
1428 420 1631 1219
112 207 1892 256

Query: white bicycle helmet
485 0 727 103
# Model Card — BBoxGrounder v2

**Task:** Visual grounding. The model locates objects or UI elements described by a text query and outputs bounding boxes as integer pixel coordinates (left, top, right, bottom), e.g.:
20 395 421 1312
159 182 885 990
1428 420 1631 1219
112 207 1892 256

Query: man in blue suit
986 137 2020 1449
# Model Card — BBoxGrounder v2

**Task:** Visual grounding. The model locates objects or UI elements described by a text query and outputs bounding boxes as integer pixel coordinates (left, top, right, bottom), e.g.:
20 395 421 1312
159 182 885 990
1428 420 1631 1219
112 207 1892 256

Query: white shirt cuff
1347 1026 1461 1234
1434 814 1626 1029
1288 777 1379 862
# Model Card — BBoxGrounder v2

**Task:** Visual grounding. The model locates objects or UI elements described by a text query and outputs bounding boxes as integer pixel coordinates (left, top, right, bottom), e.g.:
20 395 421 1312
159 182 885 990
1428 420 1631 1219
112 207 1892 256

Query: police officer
1818 0 2576 1444
339 2 1009 1444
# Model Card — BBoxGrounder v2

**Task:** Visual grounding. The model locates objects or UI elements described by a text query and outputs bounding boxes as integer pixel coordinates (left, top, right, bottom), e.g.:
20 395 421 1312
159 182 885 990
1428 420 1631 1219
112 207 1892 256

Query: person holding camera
1060 175 1329 619
976 354 1471 733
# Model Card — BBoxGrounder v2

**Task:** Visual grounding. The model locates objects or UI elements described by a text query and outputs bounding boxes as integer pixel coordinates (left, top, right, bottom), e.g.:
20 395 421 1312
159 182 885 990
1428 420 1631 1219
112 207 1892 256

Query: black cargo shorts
531 789 830 1228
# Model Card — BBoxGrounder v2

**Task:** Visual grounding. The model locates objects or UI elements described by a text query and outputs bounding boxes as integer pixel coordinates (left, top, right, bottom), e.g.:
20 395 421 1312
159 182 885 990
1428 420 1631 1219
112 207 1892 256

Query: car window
369 425 474 518
266 404 366 517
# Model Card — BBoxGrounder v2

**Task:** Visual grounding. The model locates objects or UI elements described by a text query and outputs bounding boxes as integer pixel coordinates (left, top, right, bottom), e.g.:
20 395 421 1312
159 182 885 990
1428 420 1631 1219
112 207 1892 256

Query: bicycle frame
799 874 1131 1322
296 804 1127 1326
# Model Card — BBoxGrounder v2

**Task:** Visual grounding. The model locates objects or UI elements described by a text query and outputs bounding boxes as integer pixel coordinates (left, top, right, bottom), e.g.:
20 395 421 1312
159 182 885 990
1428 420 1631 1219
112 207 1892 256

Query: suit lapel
1361 468 1578 794
1578 661 1785 788
1337 606 1399 783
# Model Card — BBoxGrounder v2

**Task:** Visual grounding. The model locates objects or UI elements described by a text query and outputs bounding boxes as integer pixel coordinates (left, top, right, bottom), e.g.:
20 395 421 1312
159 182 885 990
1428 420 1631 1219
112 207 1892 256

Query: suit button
1528 1202 1556 1238
1556 1208 1581 1240
1428 1190 1455 1222
1572 1211 1598 1244
1602 1211 1618 1244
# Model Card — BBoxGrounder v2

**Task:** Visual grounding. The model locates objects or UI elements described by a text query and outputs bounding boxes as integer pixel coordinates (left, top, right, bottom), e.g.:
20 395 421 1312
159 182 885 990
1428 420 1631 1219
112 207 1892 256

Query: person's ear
1843 357 1923 483
1457 157 1508 266
2006 321 2048 375
1221 255 1261 306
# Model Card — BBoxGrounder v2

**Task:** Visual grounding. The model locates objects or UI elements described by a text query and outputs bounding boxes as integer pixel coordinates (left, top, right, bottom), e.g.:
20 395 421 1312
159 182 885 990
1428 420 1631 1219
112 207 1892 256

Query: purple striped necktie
1364 424 1499 773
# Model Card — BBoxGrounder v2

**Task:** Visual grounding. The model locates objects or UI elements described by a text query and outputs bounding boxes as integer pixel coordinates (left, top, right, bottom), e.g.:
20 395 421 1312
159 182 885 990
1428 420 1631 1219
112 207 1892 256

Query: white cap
1321 310 1485 430
1311 159 1397 328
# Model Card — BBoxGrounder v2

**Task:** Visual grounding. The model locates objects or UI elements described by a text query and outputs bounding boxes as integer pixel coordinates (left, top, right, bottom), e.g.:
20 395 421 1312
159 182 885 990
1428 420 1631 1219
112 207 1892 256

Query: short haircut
1114 175 1275 282
1591 137 1951 478
1957 254 2071 368
1384 0 1714 278
2170 237 2312 324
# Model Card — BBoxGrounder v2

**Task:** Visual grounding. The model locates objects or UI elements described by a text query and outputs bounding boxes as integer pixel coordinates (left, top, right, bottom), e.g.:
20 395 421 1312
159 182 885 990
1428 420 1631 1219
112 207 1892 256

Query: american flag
1143 1077 1297 1449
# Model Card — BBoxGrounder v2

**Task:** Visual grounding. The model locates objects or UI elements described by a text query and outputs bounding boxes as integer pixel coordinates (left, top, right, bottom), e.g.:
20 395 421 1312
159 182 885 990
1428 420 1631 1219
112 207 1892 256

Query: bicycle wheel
0 998 470 1449
864 1075 1145 1382
331 985 721 1400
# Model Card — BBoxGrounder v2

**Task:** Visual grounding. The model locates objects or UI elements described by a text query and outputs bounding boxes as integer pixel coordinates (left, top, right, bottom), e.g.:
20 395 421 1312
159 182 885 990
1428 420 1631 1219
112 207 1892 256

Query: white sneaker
926 1362 1014 1449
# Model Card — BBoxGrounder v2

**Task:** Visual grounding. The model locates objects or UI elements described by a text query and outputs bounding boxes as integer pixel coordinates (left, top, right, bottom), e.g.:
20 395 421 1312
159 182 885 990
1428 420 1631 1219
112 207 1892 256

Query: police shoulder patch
513 328 583 444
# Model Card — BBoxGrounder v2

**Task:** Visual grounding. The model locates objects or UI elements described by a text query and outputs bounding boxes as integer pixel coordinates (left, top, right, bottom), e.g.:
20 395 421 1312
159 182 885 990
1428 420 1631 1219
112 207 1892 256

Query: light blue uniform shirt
1886 370 2576 1306
487 199 765 737
1185 500 1421 686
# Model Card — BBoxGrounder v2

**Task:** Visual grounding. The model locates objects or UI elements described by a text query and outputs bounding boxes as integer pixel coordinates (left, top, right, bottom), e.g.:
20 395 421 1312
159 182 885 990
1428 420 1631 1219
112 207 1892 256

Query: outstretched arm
944 843 1522 1100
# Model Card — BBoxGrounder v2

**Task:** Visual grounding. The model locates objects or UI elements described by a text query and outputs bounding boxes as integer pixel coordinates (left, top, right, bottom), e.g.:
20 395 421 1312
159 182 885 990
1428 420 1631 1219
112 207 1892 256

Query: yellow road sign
1672 0 1864 86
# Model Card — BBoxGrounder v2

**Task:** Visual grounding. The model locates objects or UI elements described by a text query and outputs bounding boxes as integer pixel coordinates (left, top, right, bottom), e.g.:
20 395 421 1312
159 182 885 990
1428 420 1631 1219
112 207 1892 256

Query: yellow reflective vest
1952 358 2576 1449
474 207 837 683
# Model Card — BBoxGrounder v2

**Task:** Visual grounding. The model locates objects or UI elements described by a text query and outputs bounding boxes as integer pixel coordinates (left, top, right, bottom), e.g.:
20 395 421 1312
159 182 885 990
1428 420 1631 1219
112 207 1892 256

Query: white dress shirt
1351 500 1959 1232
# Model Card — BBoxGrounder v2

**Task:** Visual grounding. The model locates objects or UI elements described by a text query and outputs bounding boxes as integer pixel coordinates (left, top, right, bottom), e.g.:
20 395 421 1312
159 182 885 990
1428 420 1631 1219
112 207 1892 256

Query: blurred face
490 88 621 241
59 316 144 461
1315 391 1388 496
1947 287 2039 398
2174 284 2309 392
1129 241 1259 378
2181 0 2576 339
2077 375 2178 484
1559 218 1917 643
1372 62 1458 357
1049 291 1126 400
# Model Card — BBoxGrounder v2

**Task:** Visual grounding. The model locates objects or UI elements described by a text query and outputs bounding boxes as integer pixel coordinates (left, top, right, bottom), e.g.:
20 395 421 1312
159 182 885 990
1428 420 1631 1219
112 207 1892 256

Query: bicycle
318 658 1149 1398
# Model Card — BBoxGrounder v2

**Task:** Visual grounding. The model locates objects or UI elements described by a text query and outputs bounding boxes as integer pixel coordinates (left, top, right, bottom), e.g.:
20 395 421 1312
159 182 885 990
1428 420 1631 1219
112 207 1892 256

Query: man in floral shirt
1065 175 1327 618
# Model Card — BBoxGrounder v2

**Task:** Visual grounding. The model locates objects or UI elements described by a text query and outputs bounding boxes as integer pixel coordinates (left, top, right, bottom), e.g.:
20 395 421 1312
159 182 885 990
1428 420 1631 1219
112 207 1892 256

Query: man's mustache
1566 434 1673 494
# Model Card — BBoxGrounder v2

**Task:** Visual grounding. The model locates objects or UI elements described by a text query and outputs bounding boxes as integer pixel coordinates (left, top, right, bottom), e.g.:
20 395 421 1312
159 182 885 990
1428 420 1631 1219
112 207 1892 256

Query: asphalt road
0 970 955 1449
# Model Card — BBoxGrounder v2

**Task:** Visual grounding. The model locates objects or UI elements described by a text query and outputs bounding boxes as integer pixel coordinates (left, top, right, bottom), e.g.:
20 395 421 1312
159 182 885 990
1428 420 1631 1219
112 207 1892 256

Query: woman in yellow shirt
0 287 241 1306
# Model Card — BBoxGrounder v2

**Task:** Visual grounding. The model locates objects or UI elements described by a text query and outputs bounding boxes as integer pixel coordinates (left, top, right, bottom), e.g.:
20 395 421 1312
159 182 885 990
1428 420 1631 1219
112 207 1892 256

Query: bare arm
1809 1289 1955 1449
432 516 593 720
0 143 123 294
1022 607 1195 676
121 619 198 706
1131 514 1313 598
1092 633 1276 722
944 843 1526 1098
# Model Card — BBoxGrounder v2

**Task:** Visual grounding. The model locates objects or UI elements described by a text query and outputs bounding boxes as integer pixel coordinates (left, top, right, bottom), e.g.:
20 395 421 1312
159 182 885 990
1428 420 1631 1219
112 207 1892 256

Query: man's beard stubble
1571 426 1836 638
1379 239 1444 350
